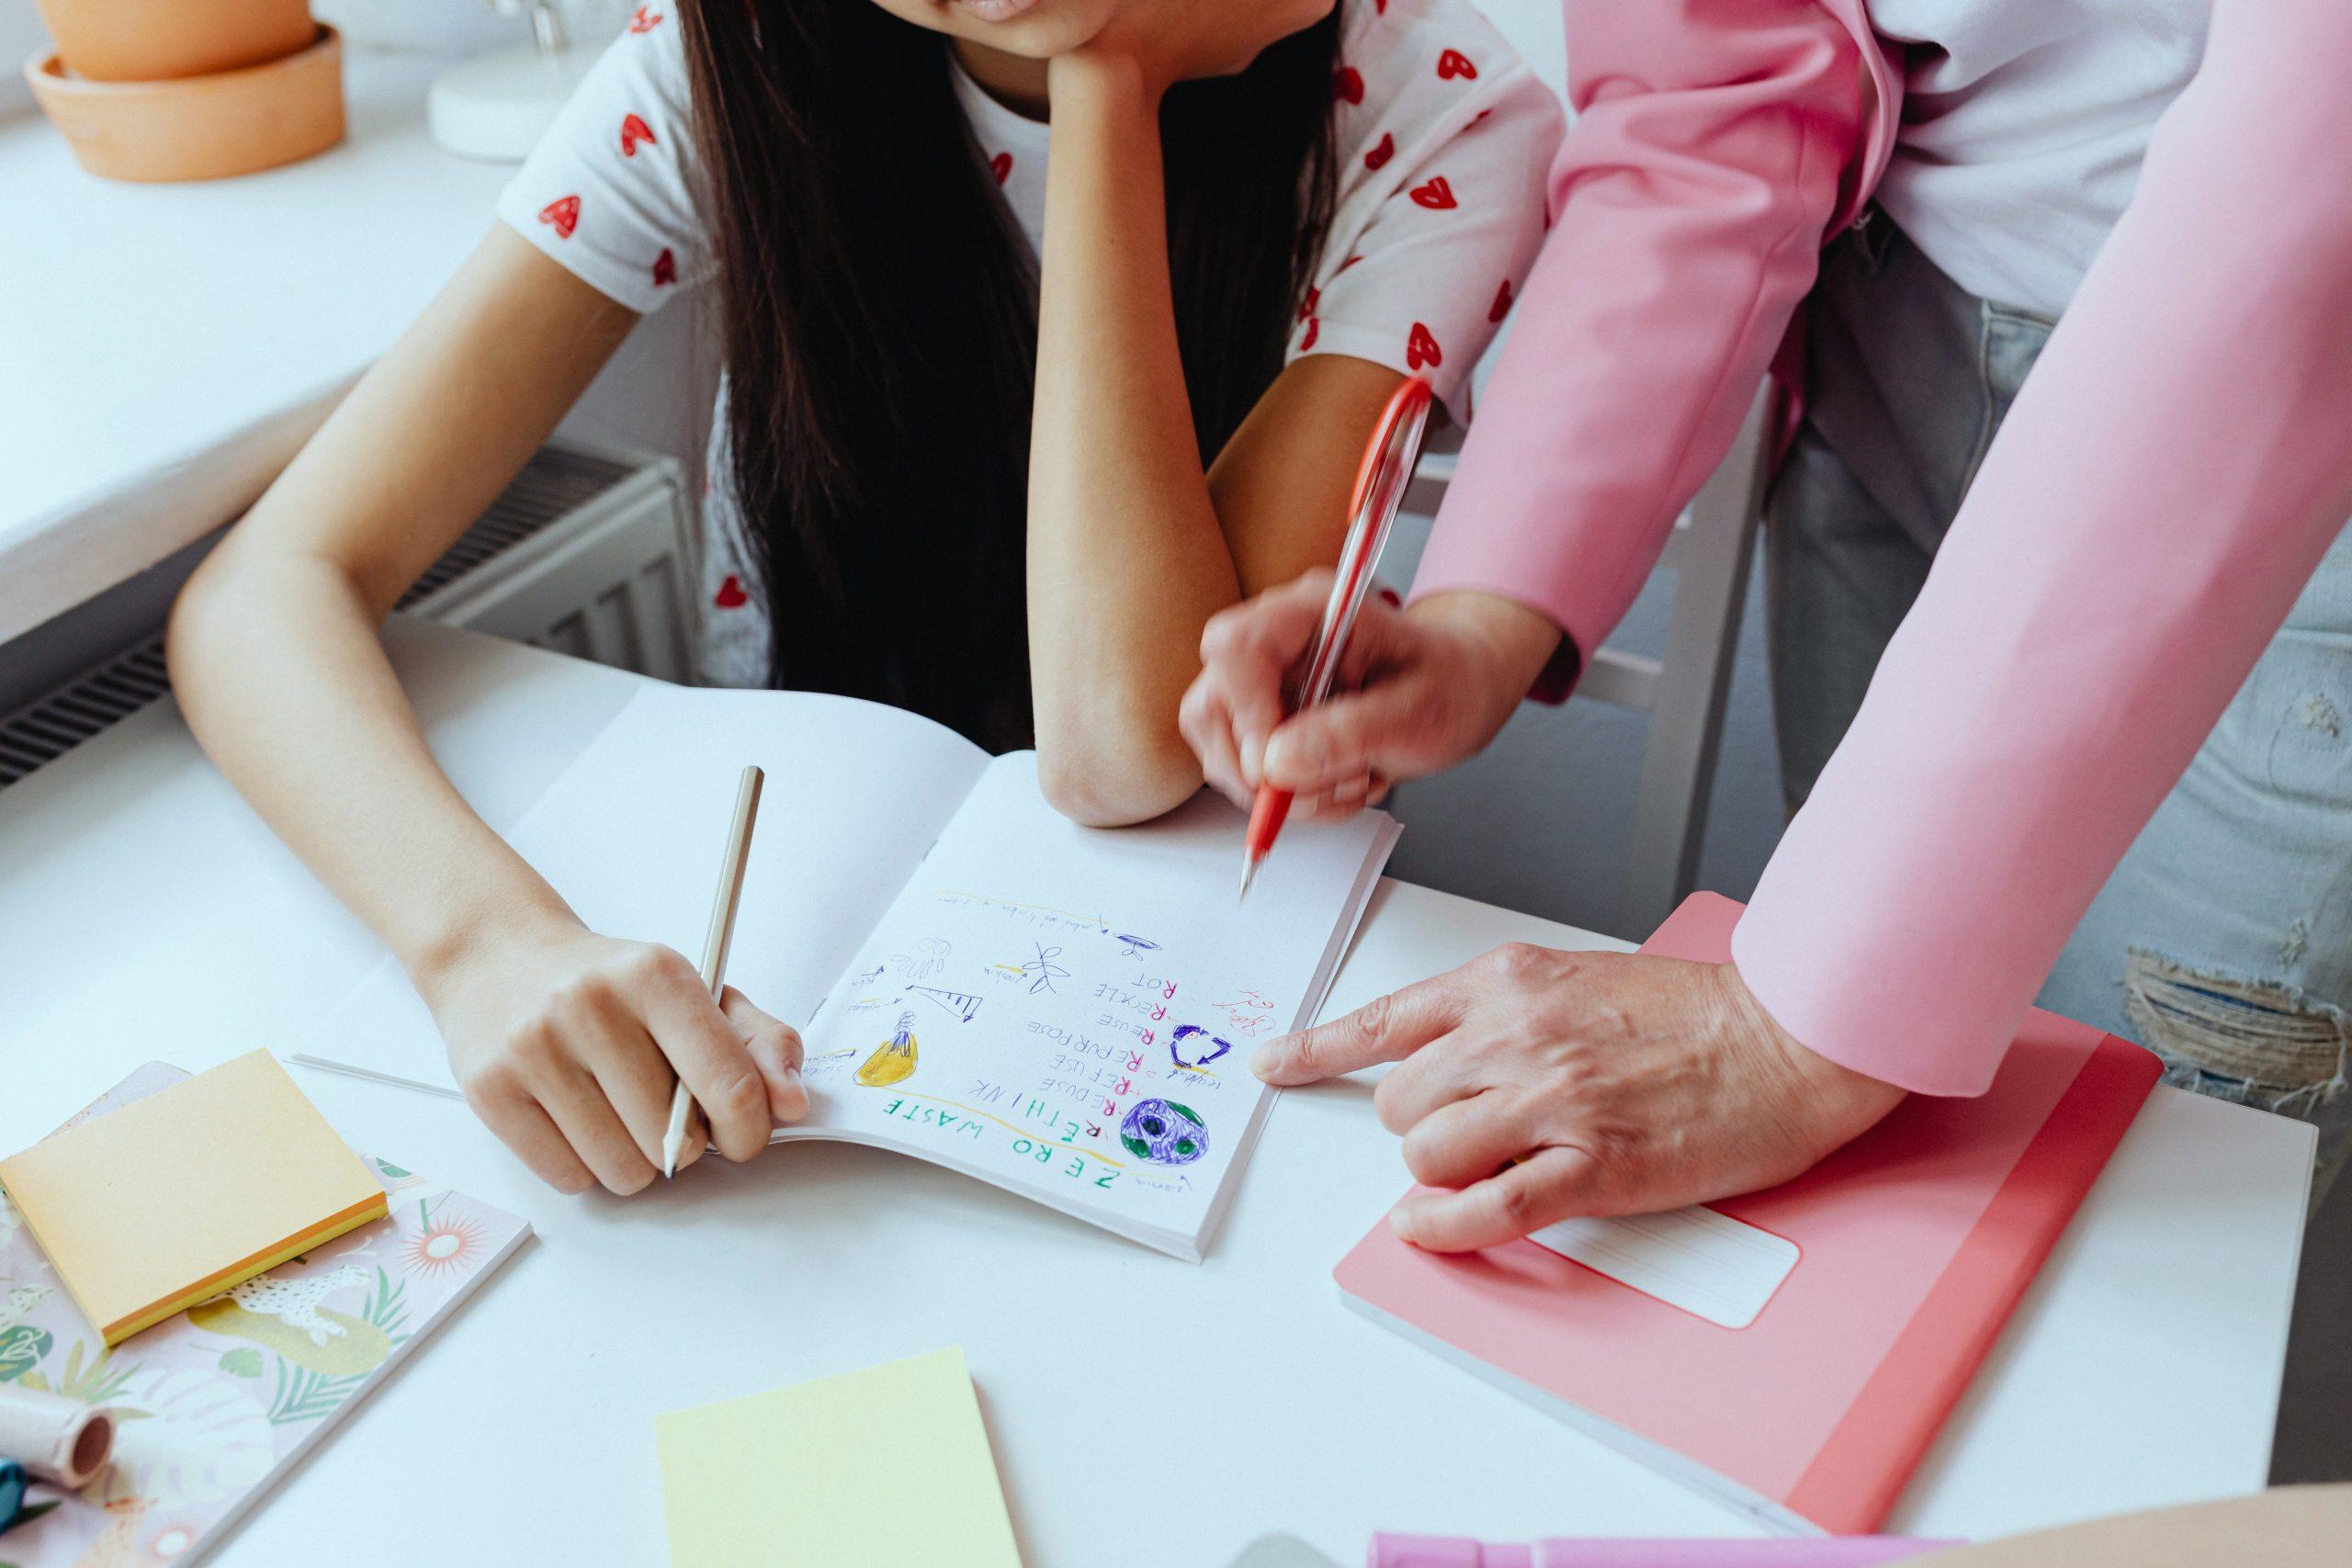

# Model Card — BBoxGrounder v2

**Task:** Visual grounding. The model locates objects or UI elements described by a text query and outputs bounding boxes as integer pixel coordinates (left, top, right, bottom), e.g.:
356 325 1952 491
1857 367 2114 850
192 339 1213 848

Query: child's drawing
935 891 1110 936
1119 1099 1209 1166
1017 942 1069 995
1114 933 1159 958
1168 1024 1234 1071
856 1011 922 1088
891 937 952 981
910 986 984 1022
1216 989 1278 1037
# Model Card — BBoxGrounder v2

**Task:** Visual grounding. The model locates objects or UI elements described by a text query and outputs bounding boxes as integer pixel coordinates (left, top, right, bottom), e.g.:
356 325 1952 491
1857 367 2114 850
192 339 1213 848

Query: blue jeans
1768 214 2352 1209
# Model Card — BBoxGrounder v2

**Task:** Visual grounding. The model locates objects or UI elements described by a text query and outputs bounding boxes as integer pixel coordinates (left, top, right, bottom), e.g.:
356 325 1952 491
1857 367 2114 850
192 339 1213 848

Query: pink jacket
1413 0 2352 1094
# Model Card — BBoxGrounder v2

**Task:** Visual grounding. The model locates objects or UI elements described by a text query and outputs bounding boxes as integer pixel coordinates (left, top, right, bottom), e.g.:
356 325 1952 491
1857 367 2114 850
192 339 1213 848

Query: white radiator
0 441 698 790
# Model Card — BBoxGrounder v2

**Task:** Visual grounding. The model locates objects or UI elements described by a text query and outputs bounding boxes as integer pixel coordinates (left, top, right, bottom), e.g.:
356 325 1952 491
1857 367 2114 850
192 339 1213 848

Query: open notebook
303 686 1399 1261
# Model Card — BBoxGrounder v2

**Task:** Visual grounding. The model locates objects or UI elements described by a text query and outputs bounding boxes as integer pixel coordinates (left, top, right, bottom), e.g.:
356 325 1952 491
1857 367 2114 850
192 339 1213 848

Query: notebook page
308 685 989 1093
779 753 1398 1257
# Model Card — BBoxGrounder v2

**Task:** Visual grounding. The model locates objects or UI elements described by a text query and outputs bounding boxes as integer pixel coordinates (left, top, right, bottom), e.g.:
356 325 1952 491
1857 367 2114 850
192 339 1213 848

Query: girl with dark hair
166 0 1559 1194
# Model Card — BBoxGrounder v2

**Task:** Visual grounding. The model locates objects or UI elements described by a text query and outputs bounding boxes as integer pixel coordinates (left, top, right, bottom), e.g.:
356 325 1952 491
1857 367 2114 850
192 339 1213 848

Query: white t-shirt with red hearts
498 0 1562 689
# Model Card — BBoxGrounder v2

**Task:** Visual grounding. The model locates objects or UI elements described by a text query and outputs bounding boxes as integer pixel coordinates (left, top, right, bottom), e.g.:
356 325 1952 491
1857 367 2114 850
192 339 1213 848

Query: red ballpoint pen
1239 376 1434 900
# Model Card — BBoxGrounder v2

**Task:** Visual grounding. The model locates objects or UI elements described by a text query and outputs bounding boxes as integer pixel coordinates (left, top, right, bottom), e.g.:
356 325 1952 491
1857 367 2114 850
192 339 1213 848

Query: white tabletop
0 620 2312 1566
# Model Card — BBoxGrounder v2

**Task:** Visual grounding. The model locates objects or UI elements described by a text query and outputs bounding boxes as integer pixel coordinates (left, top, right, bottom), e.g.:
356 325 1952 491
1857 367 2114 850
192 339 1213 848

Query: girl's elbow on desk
165 542 297 680
168 540 368 669
1036 722 1204 828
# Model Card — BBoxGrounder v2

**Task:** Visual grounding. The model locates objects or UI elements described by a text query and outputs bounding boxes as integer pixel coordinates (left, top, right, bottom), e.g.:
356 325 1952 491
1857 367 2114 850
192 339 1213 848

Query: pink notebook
1335 893 2160 1536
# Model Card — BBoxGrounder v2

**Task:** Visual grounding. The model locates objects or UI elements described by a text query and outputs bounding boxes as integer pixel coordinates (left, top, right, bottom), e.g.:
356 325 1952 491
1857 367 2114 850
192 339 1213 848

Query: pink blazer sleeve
1735 0 2352 1093
1408 0 1867 690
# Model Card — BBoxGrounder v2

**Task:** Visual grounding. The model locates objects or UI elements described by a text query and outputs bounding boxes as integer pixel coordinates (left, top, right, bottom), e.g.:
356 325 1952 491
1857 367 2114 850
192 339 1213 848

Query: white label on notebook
1527 1205 1799 1329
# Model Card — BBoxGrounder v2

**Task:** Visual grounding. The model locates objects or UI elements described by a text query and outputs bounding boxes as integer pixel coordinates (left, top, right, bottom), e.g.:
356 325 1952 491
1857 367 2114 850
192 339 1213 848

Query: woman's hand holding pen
1203 576 1907 1244
417 921 808 1196
1182 580 1562 822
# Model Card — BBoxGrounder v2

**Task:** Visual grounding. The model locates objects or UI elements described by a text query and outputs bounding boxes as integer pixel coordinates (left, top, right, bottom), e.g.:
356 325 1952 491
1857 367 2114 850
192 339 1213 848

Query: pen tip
1238 860 1258 903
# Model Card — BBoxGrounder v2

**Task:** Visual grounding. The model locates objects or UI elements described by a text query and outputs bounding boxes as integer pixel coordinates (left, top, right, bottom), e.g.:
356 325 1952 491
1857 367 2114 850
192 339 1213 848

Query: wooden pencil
662 763 764 1178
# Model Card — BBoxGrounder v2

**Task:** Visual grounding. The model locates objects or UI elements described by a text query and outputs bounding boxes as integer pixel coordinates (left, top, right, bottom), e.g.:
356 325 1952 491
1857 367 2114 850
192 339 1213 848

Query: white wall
0 2 49 116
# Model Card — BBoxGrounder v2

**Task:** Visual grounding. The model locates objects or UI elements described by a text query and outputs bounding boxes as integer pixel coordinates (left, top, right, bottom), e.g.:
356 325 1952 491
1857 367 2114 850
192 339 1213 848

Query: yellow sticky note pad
657 1347 1023 1568
0 1050 387 1344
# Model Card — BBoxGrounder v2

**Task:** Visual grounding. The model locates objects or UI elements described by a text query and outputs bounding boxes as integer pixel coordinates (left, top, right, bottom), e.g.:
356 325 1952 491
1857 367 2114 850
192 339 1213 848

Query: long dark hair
679 1 1340 750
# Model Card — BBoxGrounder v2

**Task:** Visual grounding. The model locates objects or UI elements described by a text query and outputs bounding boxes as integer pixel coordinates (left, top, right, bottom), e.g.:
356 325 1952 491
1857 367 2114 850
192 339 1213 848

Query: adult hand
421 921 808 1195
1252 947 1905 1249
1182 582 1560 821
1065 0 1334 98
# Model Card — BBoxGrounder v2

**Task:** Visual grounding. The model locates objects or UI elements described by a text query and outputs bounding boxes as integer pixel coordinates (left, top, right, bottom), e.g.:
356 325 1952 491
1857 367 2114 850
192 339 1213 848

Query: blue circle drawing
1119 1099 1208 1166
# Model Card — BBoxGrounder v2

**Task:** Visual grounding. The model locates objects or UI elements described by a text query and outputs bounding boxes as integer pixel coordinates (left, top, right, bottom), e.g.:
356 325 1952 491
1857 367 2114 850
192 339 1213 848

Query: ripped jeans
1768 214 2352 1209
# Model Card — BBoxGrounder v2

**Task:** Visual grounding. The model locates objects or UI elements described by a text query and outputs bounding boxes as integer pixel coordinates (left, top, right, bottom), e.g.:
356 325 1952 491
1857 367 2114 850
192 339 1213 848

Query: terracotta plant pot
25 26 345 184
33 0 318 84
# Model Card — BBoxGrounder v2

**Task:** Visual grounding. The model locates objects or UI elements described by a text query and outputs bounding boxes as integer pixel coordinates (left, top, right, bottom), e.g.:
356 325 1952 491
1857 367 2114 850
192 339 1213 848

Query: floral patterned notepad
0 1063 528 1566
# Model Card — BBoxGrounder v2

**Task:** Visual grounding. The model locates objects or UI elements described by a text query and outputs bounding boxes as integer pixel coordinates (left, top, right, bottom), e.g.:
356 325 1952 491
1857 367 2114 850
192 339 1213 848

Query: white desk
0 621 2312 1566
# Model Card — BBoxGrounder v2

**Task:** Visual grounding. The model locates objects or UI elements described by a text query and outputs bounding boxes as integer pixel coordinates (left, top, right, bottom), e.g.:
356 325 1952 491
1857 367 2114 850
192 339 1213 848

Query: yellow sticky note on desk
0 1049 388 1344
657 1347 1023 1568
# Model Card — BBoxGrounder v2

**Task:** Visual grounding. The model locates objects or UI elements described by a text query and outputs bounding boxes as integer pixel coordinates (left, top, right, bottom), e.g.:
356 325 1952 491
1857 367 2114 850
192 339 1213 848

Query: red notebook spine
1784 1033 2163 1532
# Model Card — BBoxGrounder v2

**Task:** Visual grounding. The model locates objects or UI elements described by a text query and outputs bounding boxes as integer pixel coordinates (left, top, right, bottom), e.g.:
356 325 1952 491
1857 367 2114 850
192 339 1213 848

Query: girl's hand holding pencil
420 923 806 1197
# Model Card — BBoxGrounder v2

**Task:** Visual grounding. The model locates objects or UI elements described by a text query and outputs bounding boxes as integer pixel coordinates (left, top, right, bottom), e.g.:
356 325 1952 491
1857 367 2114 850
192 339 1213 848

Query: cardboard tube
0 1385 112 1489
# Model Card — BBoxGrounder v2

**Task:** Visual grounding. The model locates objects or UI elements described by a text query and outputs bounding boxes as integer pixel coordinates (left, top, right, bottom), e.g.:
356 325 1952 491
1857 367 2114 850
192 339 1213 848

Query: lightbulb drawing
856 1010 921 1088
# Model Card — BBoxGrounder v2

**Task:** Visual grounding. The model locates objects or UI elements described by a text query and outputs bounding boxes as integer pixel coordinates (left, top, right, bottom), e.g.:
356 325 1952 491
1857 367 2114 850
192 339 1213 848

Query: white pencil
662 764 764 1178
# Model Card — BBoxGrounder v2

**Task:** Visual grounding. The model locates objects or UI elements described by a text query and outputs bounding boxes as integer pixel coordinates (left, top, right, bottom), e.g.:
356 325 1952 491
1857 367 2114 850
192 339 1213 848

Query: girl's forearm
166 228 629 993
1027 55 1238 823
169 546 579 989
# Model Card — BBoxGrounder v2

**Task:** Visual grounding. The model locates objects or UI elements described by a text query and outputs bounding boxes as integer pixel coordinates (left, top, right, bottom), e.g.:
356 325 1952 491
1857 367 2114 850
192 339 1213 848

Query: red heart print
989 152 1012 186
714 574 749 610
1407 322 1442 371
1409 175 1456 209
537 195 580 239
1488 278 1513 322
1298 285 1320 322
1364 132 1395 172
652 248 676 288
628 6 662 31
620 113 655 156
1437 50 1477 81
1300 318 1320 352
1333 65 1363 105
